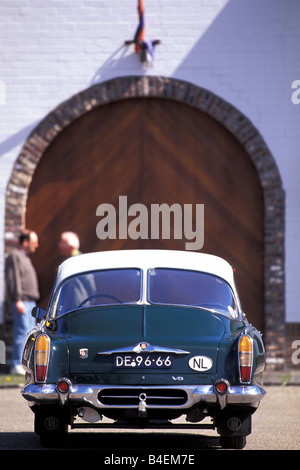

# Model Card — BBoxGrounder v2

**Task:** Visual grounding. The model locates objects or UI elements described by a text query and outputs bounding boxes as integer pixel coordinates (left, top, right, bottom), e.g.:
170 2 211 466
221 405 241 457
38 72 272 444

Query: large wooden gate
26 98 264 331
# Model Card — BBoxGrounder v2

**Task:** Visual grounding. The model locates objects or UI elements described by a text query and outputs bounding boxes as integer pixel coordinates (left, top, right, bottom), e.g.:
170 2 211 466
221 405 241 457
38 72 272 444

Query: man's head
19 230 39 254
58 231 80 257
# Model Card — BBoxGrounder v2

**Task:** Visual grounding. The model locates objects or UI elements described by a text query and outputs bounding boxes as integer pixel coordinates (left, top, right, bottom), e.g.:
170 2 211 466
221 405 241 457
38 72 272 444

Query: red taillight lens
216 380 228 393
35 334 50 382
57 379 70 393
239 334 253 383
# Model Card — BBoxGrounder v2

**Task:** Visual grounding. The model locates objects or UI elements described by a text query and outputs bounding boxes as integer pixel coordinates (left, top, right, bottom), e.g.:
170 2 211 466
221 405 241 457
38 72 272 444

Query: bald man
58 231 81 258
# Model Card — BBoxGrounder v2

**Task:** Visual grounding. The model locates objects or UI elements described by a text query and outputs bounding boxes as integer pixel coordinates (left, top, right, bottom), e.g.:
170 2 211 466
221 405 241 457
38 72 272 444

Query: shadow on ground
0 430 221 451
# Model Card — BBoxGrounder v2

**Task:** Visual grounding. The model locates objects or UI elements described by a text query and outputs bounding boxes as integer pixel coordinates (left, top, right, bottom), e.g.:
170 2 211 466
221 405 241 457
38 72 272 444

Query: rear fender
217 327 265 385
44 335 70 383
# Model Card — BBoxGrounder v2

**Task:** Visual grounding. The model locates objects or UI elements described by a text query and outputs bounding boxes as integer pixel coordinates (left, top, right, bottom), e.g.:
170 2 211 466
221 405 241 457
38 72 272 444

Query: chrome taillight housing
35 333 50 382
238 334 253 384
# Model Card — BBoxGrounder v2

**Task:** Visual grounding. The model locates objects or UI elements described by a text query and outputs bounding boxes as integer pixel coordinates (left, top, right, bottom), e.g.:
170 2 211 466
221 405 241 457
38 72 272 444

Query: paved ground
0 385 299 451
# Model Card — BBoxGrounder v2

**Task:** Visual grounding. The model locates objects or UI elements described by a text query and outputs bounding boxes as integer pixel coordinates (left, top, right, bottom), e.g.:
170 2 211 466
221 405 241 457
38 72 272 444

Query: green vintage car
22 250 265 449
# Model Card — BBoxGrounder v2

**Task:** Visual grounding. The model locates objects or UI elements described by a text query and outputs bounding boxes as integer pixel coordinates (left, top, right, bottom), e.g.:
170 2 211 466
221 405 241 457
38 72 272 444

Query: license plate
113 354 173 369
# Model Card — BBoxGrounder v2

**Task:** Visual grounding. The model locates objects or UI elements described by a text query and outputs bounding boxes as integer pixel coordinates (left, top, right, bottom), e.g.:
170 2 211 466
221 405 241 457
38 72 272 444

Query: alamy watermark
291 80 300 105
291 340 300 365
0 340 6 364
96 196 204 250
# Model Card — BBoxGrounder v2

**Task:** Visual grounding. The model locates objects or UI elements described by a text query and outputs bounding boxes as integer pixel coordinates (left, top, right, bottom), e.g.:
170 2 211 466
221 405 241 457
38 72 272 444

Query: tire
34 406 68 448
219 435 247 449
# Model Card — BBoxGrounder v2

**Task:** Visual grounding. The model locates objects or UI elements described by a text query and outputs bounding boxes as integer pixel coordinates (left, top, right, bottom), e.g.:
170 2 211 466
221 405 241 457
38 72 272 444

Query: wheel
215 409 252 449
34 406 68 448
219 435 247 449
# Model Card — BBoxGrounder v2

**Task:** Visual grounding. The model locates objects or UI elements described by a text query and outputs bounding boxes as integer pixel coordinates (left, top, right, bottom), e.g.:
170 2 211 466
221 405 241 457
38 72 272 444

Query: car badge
188 355 213 372
79 348 88 359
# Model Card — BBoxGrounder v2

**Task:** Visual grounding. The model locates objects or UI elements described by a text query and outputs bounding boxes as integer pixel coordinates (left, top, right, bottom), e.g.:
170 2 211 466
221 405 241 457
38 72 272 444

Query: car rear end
22 304 265 448
21 250 266 448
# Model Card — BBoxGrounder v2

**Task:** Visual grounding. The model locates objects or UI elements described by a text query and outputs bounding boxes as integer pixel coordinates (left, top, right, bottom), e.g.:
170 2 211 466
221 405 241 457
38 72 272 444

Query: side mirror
32 306 46 322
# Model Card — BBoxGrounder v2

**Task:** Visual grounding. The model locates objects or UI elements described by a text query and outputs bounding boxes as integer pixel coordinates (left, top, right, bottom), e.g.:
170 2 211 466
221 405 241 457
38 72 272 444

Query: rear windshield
50 268 142 318
148 268 239 318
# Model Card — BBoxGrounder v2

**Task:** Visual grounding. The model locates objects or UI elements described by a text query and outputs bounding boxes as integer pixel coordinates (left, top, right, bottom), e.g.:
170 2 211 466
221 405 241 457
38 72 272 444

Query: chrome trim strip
22 383 265 409
97 342 190 355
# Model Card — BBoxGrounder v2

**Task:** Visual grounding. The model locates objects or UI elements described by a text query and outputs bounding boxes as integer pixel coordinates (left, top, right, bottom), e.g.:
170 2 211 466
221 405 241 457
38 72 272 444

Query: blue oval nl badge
188 356 213 372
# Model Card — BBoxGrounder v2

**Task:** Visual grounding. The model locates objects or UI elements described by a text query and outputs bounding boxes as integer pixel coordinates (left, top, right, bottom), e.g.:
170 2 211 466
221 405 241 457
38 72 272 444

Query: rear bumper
22 382 266 410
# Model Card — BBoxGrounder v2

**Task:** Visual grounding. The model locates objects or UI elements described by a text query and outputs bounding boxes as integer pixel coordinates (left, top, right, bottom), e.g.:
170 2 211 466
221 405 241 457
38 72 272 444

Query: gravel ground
0 385 299 450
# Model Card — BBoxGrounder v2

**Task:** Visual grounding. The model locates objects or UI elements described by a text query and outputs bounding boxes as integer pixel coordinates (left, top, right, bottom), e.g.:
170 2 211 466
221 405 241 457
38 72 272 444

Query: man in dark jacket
5 230 39 375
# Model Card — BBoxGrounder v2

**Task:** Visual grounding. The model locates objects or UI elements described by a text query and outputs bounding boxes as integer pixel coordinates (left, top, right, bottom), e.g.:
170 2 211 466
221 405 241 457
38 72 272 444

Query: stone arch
5 76 285 367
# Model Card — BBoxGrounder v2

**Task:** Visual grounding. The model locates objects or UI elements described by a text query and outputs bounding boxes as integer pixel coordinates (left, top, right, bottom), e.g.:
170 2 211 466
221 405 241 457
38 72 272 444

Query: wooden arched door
26 98 264 331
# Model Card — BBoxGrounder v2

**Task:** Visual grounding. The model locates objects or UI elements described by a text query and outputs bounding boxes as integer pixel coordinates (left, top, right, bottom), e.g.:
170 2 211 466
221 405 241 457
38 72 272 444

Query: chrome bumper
22 383 265 410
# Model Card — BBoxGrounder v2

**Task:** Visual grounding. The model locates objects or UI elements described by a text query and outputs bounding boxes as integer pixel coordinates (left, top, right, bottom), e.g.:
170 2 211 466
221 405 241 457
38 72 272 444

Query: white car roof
55 249 236 291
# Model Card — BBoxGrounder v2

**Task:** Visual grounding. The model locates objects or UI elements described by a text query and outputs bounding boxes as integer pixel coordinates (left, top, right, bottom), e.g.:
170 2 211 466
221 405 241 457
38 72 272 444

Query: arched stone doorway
5 76 285 367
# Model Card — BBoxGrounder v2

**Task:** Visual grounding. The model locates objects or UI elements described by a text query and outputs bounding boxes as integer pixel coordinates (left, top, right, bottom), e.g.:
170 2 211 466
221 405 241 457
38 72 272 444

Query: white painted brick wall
0 0 299 322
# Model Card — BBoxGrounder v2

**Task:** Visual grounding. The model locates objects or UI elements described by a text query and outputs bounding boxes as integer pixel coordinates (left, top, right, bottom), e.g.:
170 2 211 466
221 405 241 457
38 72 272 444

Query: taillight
57 378 71 393
35 334 50 382
239 334 253 384
215 380 228 394
214 379 229 409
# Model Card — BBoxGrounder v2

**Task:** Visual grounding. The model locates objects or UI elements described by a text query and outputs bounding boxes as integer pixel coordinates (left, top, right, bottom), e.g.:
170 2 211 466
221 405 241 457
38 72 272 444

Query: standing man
58 231 81 258
5 230 39 375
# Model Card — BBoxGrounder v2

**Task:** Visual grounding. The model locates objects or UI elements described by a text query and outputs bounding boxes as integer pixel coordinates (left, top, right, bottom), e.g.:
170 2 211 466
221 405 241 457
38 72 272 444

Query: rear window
148 268 239 318
50 268 142 318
